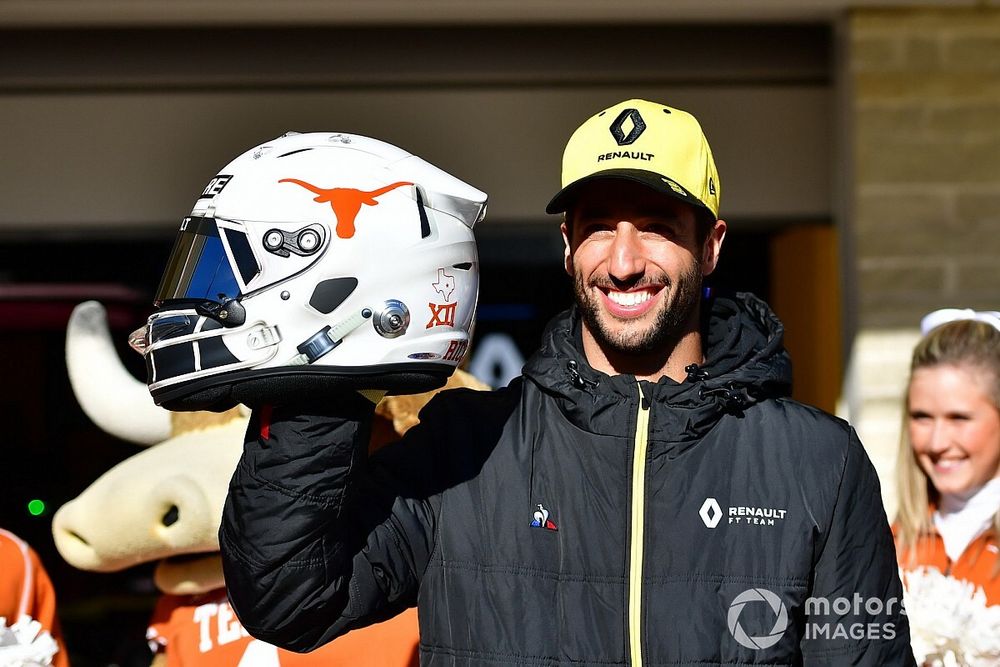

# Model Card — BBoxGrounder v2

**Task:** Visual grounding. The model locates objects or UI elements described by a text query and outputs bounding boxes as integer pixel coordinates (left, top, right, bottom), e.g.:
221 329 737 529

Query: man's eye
580 222 613 236
642 223 679 238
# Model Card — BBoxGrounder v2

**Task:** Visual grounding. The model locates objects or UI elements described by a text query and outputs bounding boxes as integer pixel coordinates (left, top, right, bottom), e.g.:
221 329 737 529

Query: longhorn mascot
53 301 488 666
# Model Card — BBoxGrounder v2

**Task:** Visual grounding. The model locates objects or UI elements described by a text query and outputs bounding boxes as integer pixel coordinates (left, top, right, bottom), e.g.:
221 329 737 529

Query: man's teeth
608 290 652 307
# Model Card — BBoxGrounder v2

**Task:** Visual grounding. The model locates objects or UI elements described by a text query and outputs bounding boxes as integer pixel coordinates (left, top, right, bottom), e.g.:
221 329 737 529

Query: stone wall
845 7 1000 516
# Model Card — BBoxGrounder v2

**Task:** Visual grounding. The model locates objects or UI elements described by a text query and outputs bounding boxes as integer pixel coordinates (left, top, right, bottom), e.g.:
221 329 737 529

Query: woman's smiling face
908 363 1000 497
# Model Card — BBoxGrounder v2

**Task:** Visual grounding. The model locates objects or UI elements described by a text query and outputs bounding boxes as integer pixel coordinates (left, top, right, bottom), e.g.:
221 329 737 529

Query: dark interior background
0 222 768 665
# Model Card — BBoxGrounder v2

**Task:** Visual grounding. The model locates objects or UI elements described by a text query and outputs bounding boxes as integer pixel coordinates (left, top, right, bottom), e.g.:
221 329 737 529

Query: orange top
0 529 70 667
148 588 419 666
895 526 1000 606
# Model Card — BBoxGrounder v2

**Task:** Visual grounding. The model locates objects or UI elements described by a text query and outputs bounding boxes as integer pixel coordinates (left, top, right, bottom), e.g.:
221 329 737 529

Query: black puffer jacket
220 293 915 666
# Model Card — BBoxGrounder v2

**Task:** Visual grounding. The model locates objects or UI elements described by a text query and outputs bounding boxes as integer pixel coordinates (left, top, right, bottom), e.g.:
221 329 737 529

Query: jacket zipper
628 383 651 666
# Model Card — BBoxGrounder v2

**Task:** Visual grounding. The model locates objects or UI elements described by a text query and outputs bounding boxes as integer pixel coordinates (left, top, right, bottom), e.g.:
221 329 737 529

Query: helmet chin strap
287 308 374 366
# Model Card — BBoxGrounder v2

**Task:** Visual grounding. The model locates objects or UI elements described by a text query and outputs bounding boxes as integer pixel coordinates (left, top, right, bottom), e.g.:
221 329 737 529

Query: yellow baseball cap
546 98 721 219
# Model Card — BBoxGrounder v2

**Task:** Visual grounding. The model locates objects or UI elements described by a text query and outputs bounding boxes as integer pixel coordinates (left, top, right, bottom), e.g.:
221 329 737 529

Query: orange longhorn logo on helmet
278 179 413 239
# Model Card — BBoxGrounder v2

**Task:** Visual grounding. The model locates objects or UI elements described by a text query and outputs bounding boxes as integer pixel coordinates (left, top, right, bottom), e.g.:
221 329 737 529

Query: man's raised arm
220 393 440 652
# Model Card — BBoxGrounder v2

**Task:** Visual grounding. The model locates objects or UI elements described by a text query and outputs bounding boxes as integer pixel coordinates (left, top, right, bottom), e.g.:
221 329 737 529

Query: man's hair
693 209 716 249
895 319 1000 575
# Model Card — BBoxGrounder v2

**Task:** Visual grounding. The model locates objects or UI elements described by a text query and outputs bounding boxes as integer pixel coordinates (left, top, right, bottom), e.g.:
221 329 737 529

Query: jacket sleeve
800 428 916 666
219 392 442 652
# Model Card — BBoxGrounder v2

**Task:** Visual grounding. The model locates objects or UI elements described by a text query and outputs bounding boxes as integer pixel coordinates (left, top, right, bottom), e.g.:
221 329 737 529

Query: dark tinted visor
155 217 241 305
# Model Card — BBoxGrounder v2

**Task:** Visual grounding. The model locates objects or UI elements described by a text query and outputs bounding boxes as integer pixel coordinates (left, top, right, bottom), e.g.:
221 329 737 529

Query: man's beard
574 264 703 356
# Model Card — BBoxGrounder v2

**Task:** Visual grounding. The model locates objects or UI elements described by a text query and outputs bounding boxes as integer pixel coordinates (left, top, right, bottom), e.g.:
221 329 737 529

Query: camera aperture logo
727 588 789 650
727 589 902 651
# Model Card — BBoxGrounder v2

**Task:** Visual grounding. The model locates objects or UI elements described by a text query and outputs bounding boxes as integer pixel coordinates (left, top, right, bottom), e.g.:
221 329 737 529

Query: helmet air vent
309 277 359 315
416 189 432 239
277 148 313 158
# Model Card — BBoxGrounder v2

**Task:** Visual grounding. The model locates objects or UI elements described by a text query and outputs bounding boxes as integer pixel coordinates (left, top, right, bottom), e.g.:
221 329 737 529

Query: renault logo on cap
609 108 646 146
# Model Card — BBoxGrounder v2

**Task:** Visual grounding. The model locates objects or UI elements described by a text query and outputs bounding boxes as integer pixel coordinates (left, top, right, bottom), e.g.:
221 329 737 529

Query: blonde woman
895 310 1000 605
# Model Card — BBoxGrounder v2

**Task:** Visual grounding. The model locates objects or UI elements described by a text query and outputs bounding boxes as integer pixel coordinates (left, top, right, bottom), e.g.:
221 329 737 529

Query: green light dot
27 499 46 516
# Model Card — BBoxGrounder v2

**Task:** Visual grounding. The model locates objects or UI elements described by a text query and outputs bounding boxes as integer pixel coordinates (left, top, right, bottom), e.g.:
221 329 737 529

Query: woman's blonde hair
895 319 1000 568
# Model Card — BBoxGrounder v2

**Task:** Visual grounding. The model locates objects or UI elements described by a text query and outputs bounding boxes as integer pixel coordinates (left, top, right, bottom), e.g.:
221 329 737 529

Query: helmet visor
155 217 242 305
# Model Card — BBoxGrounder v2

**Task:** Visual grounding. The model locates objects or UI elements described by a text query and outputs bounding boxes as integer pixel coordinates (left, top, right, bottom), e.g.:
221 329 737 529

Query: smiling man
548 101 726 387
220 99 916 665
562 179 722 381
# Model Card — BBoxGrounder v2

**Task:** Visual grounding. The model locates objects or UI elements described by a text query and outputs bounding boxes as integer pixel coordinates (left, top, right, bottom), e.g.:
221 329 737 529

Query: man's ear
560 220 573 277
701 218 727 276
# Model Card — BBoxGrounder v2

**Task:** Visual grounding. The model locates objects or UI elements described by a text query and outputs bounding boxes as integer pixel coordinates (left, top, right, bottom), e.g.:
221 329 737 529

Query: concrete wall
0 25 832 237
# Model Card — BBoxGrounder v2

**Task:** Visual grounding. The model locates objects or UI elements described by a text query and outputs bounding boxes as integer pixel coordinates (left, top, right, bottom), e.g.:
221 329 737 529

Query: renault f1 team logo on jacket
278 179 413 239
699 498 723 528
700 498 788 528
530 504 558 531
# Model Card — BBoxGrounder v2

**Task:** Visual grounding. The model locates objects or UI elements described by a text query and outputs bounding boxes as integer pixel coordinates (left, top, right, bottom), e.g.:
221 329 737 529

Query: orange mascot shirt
148 589 418 666
0 528 69 667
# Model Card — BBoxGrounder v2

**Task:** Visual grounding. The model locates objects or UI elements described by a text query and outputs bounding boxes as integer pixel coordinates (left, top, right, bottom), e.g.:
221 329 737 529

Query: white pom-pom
902 567 1000 667
0 616 59 666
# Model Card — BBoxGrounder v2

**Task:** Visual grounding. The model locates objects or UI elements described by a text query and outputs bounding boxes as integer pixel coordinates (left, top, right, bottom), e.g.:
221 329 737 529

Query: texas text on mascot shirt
148 589 418 666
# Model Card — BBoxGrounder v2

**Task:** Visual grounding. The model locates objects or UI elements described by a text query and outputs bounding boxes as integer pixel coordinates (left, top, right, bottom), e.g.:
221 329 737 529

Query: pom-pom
901 567 1000 666
0 616 59 666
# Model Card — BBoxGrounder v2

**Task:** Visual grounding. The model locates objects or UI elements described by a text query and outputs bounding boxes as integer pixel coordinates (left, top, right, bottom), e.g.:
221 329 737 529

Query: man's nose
607 222 645 281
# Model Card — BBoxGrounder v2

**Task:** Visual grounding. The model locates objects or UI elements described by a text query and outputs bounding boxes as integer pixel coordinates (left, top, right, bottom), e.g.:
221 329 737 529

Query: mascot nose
149 476 213 550
52 473 217 573
52 501 103 570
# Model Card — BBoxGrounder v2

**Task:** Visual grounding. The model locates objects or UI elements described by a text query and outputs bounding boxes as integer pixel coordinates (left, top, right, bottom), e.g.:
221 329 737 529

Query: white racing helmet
132 132 485 411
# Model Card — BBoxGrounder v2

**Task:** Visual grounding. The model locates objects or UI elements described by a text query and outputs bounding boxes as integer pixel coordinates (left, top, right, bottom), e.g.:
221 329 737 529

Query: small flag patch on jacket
530 504 558 531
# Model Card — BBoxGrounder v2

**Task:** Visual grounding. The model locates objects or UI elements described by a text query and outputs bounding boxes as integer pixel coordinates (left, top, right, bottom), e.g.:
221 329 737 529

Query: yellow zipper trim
628 383 651 667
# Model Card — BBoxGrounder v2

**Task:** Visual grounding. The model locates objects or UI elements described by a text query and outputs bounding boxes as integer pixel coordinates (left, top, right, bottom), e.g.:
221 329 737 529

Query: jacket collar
521 292 792 441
